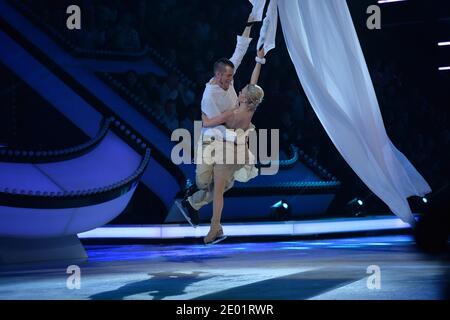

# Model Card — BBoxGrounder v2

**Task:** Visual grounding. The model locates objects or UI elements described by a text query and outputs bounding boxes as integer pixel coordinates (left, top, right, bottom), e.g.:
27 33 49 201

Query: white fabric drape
249 0 431 226
248 0 266 22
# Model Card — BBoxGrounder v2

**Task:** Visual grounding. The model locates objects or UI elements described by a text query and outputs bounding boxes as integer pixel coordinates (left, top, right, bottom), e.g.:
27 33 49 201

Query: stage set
0 0 449 301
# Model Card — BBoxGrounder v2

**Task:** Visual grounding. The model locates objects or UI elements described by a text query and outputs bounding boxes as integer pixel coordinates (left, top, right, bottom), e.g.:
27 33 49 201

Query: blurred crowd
113 70 199 132
22 0 144 51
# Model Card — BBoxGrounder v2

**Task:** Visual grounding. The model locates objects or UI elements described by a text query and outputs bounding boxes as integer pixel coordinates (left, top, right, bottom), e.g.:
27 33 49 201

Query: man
176 17 255 236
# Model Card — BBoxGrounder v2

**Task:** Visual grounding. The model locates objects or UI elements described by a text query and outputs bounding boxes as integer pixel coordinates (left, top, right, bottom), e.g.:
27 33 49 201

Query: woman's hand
251 49 265 85
257 48 265 58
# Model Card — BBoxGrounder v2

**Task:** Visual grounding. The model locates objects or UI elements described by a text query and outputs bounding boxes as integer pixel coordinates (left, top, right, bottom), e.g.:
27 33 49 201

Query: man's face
217 66 234 90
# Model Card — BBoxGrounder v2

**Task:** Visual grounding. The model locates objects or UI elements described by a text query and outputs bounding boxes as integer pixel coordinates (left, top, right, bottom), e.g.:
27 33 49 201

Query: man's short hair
213 58 235 74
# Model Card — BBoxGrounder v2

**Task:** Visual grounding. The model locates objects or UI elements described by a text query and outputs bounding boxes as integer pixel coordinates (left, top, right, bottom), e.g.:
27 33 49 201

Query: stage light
79 216 411 239
347 197 364 206
378 0 407 3
422 197 428 204
270 200 292 221
346 197 366 217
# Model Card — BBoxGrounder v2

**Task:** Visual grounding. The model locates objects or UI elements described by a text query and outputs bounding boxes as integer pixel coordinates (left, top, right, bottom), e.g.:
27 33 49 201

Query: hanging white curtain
250 0 431 226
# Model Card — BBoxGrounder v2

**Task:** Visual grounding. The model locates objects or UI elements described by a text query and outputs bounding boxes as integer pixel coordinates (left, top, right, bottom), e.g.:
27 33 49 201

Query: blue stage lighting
271 200 292 221
346 197 367 217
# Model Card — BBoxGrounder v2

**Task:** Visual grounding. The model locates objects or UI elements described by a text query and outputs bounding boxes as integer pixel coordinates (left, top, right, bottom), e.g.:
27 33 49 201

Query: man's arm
201 90 222 117
202 110 233 128
242 24 252 38
229 17 254 74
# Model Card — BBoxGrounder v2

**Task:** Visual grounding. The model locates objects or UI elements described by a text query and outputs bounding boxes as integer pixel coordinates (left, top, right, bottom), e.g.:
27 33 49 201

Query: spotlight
347 197 364 206
346 197 366 217
270 200 292 221
422 197 428 204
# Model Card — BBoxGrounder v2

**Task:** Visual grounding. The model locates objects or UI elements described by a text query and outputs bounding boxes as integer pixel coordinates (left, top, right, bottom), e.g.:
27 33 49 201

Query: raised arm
250 48 265 85
229 16 254 74
242 24 252 38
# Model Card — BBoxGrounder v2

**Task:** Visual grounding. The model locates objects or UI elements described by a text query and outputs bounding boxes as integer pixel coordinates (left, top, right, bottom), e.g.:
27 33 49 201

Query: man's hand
222 109 235 123
257 48 265 58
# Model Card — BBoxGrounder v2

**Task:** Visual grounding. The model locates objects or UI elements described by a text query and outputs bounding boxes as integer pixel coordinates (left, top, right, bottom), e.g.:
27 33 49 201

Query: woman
200 48 266 244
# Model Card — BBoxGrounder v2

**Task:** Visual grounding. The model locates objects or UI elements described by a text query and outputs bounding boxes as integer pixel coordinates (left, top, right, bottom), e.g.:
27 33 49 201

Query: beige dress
196 123 258 183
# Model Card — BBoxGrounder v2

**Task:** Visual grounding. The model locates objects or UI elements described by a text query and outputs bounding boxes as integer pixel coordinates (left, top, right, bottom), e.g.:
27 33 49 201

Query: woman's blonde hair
246 84 264 111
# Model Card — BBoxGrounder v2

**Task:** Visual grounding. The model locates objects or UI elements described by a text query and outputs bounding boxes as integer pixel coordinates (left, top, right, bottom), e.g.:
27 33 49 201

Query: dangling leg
177 162 214 227
204 166 230 244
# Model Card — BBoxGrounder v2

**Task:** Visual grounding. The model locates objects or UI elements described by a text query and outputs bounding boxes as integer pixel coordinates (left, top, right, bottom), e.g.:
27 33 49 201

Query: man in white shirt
176 18 255 229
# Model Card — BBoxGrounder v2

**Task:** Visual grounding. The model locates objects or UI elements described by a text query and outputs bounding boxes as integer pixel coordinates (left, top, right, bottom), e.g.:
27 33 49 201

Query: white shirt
201 35 252 141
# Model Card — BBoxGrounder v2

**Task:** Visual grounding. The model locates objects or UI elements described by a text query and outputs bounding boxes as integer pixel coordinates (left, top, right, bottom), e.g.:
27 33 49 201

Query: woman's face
238 85 249 104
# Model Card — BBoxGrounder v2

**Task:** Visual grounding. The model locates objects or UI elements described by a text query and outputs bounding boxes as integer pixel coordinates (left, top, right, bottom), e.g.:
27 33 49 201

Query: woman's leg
204 166 232 243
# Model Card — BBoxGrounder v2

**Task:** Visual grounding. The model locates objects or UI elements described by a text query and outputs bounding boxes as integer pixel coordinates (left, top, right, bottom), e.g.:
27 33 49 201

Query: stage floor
0 235 448 300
